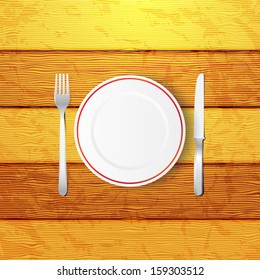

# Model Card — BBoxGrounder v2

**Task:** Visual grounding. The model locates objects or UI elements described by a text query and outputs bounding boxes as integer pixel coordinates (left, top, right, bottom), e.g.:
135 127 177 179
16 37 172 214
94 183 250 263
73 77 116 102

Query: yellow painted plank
0 220 259 259
0 108 259 163
0 0 259 50
0 51 260 107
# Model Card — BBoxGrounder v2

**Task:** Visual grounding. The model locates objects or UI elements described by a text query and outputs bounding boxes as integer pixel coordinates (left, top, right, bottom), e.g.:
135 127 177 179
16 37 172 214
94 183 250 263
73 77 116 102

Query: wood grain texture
0 163 259 219
0 51 259 107
0 220 259 259
0 108 259 163
1 0 259 262
0 0 259 50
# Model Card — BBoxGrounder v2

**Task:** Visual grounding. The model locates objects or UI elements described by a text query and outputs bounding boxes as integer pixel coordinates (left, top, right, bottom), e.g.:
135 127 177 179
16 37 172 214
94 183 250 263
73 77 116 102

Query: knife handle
194 138 204 196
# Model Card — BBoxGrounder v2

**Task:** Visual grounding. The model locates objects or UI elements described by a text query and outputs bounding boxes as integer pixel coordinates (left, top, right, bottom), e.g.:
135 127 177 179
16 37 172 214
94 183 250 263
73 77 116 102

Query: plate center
92 92 169 169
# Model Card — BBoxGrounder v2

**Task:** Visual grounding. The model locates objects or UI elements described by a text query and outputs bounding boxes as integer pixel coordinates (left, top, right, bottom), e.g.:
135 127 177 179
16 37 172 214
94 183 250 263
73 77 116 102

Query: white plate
74 75 185 187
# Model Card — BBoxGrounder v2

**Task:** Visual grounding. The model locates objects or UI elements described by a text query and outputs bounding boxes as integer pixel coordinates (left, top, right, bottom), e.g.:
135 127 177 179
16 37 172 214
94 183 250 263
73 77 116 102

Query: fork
54 73 70 196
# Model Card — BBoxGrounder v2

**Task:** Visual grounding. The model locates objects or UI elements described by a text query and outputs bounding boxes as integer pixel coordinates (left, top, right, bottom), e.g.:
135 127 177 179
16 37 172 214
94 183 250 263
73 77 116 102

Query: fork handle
194 138 204 196
59 110 67 196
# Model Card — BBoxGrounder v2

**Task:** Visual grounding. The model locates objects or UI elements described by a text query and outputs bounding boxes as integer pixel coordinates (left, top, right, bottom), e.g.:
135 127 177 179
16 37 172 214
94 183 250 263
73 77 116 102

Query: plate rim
74 75 186 187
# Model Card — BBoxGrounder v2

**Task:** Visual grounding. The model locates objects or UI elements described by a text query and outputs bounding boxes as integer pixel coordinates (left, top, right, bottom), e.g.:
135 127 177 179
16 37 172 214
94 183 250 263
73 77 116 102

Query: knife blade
194 73 205 196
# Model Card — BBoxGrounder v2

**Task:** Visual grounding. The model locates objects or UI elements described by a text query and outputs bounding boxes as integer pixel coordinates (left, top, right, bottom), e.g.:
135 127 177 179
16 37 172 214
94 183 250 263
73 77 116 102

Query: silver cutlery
54 73 70 196
194 73 205 196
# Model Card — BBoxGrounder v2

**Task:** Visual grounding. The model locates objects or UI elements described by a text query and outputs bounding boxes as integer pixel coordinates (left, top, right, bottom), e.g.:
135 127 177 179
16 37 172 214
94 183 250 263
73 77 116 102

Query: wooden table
0 0 259 259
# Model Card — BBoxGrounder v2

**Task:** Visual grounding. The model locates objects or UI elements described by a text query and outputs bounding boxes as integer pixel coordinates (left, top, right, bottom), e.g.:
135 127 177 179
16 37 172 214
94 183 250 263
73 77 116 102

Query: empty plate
74 75 185 186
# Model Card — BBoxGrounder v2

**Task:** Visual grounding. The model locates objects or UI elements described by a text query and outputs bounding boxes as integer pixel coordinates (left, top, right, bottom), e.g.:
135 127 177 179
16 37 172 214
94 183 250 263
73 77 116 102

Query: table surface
0 0 259 259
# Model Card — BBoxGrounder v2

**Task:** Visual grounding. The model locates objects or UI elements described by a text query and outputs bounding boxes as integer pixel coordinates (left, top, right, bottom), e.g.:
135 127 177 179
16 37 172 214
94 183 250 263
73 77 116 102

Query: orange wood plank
0 220 259 259
0 163 259 219
0 51 259 107
0 108 260 163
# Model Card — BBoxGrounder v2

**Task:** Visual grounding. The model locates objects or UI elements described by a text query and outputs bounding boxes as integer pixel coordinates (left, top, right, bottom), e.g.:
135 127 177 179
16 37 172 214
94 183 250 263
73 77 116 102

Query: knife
194 73 205 196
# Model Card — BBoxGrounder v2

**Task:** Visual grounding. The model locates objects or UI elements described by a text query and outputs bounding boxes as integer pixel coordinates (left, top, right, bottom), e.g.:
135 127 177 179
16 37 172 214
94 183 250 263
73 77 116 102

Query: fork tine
62 73 65 95
59 73 62 94
66 73 69 95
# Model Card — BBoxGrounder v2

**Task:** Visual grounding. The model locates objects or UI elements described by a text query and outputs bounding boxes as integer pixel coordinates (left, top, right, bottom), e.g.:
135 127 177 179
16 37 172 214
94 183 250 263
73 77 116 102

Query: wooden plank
0 51 259 107
0 220 259 259
0 0 259 50
0 163 259 219
0 108 259 163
